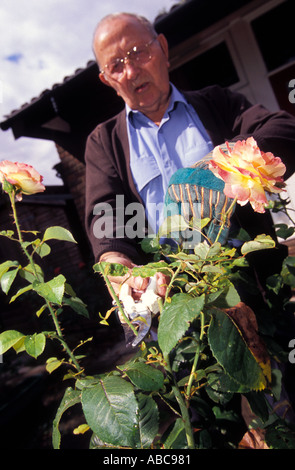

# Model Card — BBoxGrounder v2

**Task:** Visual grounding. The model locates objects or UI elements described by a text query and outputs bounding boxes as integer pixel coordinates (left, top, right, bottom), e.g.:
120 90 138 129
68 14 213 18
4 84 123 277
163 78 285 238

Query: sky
0 0 176 186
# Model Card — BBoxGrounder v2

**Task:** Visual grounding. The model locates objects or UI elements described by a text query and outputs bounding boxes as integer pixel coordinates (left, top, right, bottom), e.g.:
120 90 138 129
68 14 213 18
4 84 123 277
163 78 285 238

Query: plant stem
186 311 205 401
10 191 83 373
10 192 39 278
97 263 138 337
165 355 195 449
214 197 237 244
278 195 295 225
52 331 83 372
164 263 182 302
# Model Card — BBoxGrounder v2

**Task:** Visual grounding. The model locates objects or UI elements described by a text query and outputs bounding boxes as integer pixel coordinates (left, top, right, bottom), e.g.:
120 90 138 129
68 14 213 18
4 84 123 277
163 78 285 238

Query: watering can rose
209 137 286 213
0 160 45 199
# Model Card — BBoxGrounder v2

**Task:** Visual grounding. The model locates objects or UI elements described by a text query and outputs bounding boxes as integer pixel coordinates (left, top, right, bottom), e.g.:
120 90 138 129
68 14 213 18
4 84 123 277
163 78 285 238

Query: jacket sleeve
232 104 295 179
197 85 295 179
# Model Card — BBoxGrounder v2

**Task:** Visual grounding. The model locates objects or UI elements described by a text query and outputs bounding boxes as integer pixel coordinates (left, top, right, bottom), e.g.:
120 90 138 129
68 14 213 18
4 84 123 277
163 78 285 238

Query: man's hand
99 251 169 300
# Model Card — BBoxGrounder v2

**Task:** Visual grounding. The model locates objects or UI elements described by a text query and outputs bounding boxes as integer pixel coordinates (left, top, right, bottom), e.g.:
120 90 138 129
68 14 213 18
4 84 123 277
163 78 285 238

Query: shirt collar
126 83 188 127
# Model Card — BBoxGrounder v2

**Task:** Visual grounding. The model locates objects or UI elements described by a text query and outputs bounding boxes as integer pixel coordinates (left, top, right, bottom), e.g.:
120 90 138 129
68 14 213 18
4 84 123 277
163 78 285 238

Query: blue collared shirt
126 84 213 233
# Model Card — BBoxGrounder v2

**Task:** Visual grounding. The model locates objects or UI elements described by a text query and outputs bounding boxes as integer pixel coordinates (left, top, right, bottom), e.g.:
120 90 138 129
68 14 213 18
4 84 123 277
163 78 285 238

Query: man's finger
155 272 170 298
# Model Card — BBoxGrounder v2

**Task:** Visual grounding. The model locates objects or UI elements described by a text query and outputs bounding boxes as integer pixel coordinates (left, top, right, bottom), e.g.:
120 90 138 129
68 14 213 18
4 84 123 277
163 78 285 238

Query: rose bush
0 147 295 450
209 137 286 213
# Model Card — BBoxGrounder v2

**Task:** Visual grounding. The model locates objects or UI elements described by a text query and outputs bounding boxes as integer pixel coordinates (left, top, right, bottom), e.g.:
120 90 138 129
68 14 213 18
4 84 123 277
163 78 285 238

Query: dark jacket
85 85 295 263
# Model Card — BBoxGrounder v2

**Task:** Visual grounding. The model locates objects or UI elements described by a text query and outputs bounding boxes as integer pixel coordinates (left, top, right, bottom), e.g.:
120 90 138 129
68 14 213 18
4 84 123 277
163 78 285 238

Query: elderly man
85 12 295 299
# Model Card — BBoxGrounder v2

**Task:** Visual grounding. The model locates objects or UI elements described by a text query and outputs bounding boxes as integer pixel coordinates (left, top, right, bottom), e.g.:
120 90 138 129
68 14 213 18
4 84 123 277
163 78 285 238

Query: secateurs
118 275 161 347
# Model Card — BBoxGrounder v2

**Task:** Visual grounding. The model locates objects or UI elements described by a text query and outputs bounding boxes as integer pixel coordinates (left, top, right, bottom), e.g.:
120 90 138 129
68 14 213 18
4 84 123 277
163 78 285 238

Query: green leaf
137 393 159 448
94 262 129 277
207 242 222 258
63 296 89 318
43 226 77 243
73 424 90 435
52 387 81 449
208 308 268 391
158 293 205 357
266 274 283 294
163 418 187 449
194 242 210 258
0 230 15 239
241 234 275 255
34 241 51 258
274 223 295 240
265 421 295 449
140 236 161 254
132 261 171 278
158 214 190 239
0 260 19 279
212 282 240 309
36 304 48 318
190 217 211 230
281 256 295 287
46 357 64 373
32 274 66 304
0 330 25 355
81 376 139 448
19 263 44 283
10 284 33 303
24 333 46 359
118 362 164 391
244 391 269 423
0 266 20 294
207 371 251 394
201 264 224 274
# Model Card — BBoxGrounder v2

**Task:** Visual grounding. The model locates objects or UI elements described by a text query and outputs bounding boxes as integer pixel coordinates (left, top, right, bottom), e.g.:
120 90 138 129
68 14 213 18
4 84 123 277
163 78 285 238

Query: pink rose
0 160 45 200
209 138 286 213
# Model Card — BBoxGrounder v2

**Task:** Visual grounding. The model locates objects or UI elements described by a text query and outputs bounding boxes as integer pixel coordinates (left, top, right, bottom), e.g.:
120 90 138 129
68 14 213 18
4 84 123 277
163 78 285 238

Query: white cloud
0 0 175 185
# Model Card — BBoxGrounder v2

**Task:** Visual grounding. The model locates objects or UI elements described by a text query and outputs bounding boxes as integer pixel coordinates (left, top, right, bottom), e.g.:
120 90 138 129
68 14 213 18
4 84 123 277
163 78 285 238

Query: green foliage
158 293 205 356
1 187 295 450
208 309 268 391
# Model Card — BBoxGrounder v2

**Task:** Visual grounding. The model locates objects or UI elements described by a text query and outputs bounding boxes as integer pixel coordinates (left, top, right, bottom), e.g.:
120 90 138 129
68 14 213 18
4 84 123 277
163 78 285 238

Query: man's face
94 16 171 123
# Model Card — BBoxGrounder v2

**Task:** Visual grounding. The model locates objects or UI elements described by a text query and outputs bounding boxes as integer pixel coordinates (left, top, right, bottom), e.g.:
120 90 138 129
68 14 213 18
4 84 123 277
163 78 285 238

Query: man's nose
124 60 140 79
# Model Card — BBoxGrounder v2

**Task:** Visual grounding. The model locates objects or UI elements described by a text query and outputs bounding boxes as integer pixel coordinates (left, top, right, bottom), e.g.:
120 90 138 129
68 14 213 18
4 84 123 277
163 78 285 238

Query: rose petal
0 160 45 196
209 138 285 213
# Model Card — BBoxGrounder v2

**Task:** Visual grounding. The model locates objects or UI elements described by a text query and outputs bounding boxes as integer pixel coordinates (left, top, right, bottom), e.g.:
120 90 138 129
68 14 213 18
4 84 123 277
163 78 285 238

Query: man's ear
157 33 170 67
99 72 111 87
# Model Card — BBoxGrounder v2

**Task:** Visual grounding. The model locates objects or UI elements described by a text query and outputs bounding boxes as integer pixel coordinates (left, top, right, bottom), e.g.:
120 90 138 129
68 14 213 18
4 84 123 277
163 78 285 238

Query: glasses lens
108 58 124 76
105 41 153 78
128 44 151 65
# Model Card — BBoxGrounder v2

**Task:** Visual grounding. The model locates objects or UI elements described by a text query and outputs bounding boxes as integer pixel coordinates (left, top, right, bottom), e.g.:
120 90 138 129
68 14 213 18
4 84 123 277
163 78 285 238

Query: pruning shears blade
130 310 152 347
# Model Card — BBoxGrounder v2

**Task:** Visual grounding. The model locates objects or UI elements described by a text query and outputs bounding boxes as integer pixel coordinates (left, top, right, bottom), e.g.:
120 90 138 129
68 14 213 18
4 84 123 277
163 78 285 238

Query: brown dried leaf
239 428 269 449
225 302 271 385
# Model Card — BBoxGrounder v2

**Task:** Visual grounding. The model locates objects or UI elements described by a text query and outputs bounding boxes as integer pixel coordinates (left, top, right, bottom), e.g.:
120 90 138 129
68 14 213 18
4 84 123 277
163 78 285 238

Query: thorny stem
165 355 195 449
97 263 138 337
9 191 83 373
10 191 38 278
214 197 237 244
186 311 205 402
164 263 182 303
278 194 295 226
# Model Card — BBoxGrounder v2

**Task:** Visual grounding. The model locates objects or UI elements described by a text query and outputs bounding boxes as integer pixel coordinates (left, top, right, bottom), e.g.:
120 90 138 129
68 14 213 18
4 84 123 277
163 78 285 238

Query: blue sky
0 0 175 185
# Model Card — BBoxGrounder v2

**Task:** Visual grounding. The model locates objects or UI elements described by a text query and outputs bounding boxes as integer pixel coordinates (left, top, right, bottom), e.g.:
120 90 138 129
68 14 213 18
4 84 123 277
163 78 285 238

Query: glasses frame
100 38 157 79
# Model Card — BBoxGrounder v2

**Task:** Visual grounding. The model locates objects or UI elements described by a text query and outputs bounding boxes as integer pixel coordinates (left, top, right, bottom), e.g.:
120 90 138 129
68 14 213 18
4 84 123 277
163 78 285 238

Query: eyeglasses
100 38 156 79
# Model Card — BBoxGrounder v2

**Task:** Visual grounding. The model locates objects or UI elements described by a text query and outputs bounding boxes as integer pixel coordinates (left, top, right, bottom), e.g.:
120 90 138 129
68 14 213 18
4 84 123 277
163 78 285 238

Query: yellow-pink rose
208 138 286 213
0 160 45 200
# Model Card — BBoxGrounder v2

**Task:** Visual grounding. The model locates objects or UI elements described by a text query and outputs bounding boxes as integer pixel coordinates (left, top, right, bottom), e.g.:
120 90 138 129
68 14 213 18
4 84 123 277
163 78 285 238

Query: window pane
170 42 239 90
251 0 295 72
